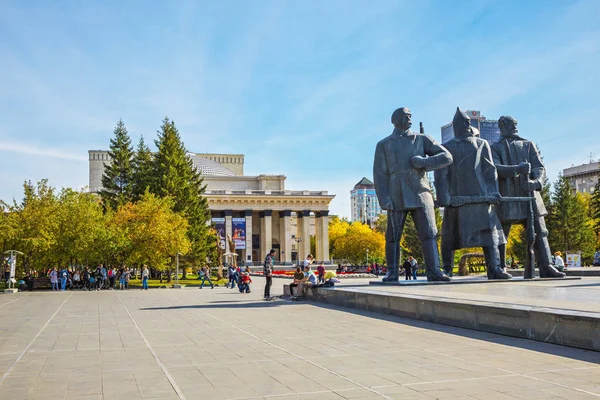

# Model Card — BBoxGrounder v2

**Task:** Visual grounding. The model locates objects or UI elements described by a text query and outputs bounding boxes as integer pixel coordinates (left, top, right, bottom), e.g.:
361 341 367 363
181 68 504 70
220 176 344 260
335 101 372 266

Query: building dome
188 155 236 176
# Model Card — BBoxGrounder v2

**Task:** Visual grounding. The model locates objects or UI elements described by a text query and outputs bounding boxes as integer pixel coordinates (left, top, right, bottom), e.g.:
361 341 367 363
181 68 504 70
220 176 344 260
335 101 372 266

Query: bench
32 277 51 290
283 284 291 297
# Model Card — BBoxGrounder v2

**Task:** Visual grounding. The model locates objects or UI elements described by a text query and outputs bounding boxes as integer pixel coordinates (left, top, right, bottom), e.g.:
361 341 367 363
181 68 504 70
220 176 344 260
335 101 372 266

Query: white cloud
0 140 87 162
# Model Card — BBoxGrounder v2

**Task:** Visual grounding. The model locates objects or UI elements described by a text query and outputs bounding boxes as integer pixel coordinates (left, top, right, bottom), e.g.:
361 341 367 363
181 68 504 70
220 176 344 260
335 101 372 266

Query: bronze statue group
374 107 565 282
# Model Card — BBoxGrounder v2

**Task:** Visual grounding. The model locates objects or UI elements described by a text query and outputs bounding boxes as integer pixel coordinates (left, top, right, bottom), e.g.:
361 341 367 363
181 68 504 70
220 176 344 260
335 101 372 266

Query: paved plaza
1 277 599 400
366 277 600 314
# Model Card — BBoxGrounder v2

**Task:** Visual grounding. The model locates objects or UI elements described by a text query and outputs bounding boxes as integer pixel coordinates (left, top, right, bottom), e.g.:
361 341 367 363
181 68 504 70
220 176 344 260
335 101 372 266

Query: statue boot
382 241 399 282
422 239 451 282
539 264 565 278
535 237 565 278
484 247 512 280
442 265 453 277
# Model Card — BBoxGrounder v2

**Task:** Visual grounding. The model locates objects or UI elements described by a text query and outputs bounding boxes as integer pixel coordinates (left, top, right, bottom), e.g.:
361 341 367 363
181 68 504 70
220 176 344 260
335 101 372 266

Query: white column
299 210 311 260
244 210 253 265
259 210 273 263
279 210 292 265
316 211 330 263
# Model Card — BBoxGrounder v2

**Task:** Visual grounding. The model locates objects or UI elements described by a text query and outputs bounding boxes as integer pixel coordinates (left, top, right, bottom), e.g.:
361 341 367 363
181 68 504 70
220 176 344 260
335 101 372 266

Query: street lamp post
366 248 369 266
294 237 302 263
3 250 23 292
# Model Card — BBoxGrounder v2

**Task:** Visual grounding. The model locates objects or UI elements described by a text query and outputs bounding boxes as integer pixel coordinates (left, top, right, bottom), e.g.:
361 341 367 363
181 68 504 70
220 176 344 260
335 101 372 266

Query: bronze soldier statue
491 116 565 278
373 107 453 282
434 108 512 280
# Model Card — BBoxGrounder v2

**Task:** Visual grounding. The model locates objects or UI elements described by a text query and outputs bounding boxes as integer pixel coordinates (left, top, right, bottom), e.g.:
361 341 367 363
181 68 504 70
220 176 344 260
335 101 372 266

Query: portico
207 188 333 265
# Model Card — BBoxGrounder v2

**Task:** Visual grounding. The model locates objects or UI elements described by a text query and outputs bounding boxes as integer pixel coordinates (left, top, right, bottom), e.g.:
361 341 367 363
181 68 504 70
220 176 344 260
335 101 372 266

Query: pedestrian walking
228 264 237 289
108 266 115 290
50 268 59 291
141 265 149 290
409 256 418 280
263 249 276 300
199 265 214 289
403 259 412 280
60 267 68 291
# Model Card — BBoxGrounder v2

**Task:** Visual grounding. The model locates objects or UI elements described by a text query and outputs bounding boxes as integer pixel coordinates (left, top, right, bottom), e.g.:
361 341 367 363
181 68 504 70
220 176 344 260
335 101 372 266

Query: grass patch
128 277 228 288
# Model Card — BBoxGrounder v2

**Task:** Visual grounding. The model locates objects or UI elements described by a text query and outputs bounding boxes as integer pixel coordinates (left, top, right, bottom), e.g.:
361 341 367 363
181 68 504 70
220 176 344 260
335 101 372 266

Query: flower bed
250 271 376 279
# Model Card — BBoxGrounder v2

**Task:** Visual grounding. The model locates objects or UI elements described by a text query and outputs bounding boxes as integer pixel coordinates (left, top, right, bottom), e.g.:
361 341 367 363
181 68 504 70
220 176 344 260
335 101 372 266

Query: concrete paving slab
0 278 599 400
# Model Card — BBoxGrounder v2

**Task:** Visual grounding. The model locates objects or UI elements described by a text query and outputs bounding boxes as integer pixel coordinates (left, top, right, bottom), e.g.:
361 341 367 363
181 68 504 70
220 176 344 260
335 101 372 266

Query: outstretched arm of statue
491 144 523 177
416 136 453 171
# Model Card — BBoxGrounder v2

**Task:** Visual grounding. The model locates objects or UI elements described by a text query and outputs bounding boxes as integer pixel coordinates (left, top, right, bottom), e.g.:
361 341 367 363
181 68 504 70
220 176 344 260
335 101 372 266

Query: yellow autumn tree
332 221 385 264
112 192 190 274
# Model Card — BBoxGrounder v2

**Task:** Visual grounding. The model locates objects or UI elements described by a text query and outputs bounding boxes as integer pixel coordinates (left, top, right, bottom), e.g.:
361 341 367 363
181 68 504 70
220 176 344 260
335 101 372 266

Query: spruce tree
547 175 596 260
151 117 214 271
100 119 134 211
131 136 154 202
591 178 600 235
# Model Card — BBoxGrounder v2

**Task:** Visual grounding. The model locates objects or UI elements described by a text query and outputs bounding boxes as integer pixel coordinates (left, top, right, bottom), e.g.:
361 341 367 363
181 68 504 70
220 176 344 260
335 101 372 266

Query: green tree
5 180 60 274
113 192 190 276
151 117 214 267
591 177 600 244
100 119 134 211
52 188 106 266
547 175 596 263
374 214 387 234
131 135 154 202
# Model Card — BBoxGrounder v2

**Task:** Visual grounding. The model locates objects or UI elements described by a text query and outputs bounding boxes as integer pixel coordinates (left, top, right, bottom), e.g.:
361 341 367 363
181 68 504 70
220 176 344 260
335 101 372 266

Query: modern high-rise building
441 110 501 144
351 177 384 225
563 161 600 195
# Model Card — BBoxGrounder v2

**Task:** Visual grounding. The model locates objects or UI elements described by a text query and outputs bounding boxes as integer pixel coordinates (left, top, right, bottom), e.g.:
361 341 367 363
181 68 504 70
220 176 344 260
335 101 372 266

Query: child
241 272 252 293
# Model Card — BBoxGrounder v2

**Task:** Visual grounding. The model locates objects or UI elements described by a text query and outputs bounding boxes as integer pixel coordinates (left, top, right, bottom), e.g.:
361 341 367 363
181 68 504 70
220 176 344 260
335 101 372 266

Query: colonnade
213 209 330 265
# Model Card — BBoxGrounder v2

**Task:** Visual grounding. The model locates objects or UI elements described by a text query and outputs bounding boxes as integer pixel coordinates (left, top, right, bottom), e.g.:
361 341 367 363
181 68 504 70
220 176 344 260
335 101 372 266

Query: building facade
89 150 335 265
441 110 500 144
563 161 600 195
350 177 383 225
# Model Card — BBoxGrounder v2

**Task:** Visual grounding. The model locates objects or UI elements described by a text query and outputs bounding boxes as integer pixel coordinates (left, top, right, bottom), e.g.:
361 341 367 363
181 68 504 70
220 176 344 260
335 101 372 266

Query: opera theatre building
89 151 334 265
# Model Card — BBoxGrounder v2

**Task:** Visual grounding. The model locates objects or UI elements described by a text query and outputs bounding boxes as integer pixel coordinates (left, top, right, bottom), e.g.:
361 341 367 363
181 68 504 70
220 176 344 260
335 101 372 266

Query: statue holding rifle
373 107 453 282
491 116 565 278
434 108 511 280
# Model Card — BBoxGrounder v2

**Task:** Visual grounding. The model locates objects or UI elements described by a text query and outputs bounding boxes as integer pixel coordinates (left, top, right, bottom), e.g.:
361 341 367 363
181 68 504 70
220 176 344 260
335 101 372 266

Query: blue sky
1 0 599 218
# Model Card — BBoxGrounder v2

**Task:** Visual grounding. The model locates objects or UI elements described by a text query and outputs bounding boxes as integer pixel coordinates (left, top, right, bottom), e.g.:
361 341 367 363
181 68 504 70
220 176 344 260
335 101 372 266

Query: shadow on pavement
140 299 304 310
304 301 600 364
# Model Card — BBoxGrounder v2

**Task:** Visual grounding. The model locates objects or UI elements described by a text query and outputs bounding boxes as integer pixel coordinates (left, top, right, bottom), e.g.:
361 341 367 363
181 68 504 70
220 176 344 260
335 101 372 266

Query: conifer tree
591 178 600 236
100 119 134 210
131 136 154 202
151 117 215 271
547 175 596 261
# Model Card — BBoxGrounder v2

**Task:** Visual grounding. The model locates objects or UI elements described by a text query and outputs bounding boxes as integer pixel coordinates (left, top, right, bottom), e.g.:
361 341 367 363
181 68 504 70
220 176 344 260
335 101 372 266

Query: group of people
47 264 150 291
226 264 253 293
374 106 567 281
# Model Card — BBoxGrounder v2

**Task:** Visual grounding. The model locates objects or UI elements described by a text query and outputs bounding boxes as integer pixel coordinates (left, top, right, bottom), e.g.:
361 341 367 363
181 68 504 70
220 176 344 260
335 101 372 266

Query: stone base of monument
369 276 581 286
305 278 600 352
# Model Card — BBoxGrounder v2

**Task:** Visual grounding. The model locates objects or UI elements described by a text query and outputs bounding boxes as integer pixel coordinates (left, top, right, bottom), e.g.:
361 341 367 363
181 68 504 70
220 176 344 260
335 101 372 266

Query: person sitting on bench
289 266 306 297
296 265 318 298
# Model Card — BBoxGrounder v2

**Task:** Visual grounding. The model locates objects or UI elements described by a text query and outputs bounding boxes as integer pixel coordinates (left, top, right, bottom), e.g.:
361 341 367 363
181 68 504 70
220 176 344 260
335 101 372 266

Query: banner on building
212 218 226 249
232 218 246 249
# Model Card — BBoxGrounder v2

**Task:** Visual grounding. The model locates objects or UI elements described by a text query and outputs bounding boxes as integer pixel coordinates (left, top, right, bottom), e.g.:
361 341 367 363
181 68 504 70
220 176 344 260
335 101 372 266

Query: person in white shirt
554 251 565 272
303 254 314 269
